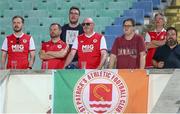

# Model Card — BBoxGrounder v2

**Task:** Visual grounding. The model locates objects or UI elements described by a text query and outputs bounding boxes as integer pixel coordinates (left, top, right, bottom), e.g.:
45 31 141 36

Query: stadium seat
140 0 161 9
39 17 64 27
104 35 117 51
33 47 43 69
114 16 127 25
99 9 122 21
5 26 13 35
28 10 49 18
94 17 112 26
3 10 22 18
25 26 49 40
83 1 105 10
0 18 11 35
60 1 81 10
0 2 10 12
107 1 131 11
94 25 105 33
32 0 48 10
9 1 33 10
105 25 123 36
24 17 40 27
132 1 153 17
123 9 144 25
81 9 96 17
48 9 68 18
46 1 58 10
0 35 5 57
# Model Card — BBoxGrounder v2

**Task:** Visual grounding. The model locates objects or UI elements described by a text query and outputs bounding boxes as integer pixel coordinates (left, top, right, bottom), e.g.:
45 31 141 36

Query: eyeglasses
16 37 20 44
123 25 133 28
70 12 79 15
82 23 92 26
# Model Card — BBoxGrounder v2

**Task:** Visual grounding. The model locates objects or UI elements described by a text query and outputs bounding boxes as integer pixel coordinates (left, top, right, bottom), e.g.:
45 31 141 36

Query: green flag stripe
53 69 85 113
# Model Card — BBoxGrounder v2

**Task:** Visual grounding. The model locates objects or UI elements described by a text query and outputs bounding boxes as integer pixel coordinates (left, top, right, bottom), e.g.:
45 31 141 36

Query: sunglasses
16 37 20 44
82 23 92 26
70 12 79 15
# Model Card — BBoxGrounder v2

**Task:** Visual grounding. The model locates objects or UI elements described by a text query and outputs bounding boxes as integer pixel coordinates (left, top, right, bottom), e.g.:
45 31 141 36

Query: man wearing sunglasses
1 16 35 69
61 6 84 68
64 18 107 69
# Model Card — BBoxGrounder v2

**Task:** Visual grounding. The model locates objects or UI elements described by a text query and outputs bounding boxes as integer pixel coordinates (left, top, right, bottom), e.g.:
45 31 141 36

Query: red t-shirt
111 34 146 69
41 39 67 69
145 31 166 67
76 33 102 69
6 34 32 69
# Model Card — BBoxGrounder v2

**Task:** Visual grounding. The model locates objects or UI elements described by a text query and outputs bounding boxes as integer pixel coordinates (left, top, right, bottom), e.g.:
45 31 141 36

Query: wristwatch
28 66 32 69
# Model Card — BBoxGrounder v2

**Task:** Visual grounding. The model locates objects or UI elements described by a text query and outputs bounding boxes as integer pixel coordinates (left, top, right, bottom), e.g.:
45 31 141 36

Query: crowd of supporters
1 6 180 69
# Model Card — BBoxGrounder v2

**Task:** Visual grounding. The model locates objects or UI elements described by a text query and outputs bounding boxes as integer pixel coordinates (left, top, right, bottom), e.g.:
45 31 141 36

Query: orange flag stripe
118 69 149 113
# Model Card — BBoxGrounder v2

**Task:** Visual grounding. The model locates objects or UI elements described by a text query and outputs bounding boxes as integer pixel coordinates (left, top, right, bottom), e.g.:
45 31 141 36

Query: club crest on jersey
73 70 128 113
23 39 27 43
46 44 50 47
10 40 13 43
93 39 97 43
57 44 62 49
80 40 84 43
161 36 165 40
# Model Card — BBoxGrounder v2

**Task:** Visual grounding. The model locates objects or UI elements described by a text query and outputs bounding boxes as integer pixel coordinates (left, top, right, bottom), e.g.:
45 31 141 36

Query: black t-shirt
153 44 180 68
60 23 84 62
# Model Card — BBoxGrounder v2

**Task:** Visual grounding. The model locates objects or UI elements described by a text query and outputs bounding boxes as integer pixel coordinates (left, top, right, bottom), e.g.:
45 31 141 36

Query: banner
53 69 148 113
0 70 9 113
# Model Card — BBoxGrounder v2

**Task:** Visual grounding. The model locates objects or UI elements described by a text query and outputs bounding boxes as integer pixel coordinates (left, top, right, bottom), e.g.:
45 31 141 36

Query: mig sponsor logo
82 44 94 52
11 44 24 52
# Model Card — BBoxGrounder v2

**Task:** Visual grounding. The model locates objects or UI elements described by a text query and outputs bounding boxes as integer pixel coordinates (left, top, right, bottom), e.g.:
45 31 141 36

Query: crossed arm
146 39 166 49
39 45 69 60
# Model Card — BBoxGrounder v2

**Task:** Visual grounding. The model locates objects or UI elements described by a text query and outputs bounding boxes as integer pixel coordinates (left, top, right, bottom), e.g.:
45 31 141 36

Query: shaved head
83 18 94 24
82 17 95 35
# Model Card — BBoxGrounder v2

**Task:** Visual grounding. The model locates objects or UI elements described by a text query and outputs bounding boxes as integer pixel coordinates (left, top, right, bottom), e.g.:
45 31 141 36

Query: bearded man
39 23 69 69
60 6 84 68
152 27 180 68
1 16 35 69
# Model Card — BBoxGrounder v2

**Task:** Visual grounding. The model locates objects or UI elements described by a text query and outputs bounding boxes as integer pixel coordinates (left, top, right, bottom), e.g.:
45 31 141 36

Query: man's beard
50 34 59 38
70 20 78 25
166 38 177 46
13 27 22 32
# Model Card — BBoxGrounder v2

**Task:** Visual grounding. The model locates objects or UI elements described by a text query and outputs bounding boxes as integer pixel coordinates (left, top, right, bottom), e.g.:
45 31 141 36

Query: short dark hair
12 15 24 24
166 27 177 36
69 6 80 15
123 18 135 26
49 23 61 30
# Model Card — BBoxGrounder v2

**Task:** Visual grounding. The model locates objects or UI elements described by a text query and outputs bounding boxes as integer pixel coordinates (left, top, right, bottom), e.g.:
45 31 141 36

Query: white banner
0 70 10 113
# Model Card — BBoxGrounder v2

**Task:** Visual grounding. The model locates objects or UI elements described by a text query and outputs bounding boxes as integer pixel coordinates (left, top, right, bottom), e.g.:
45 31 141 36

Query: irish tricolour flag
52 69 148 113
